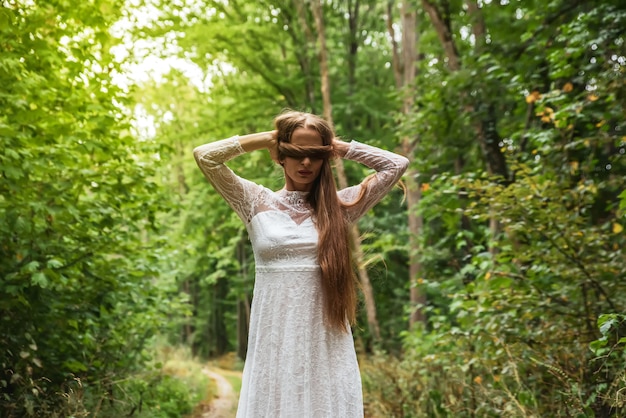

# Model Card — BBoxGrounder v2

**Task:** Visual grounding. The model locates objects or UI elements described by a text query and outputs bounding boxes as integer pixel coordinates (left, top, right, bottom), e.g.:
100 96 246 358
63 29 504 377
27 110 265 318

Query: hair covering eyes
278 143 334 160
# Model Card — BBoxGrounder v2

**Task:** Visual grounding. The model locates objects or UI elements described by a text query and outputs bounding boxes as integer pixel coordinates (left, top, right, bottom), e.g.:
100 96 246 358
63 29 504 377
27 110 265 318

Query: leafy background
1 0 624 417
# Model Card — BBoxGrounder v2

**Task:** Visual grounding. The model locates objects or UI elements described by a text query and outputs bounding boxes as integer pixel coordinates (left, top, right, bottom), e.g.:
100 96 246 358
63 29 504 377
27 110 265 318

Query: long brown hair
274 110 358 332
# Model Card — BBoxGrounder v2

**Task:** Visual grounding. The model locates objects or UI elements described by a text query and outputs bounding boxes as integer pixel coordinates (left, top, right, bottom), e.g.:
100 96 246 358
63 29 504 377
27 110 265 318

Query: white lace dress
193 136 409 418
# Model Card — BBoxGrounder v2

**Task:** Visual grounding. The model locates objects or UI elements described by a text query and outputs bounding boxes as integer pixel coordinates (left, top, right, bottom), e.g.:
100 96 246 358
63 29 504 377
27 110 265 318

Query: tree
0 1 179 415
364 0 626 415
386 0 428 327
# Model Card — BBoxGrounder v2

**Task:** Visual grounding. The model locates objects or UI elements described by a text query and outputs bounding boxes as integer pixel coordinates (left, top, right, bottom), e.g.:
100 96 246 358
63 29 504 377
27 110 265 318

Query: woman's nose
301 157 311 166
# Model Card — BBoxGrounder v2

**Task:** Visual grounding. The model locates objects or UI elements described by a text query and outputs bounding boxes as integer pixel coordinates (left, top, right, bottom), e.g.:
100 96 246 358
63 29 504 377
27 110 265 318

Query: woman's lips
298 170 312 176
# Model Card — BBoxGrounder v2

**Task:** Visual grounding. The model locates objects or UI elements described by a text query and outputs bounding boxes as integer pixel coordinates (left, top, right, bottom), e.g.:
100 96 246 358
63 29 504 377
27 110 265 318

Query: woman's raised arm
193 134 273 223
337 140 409 222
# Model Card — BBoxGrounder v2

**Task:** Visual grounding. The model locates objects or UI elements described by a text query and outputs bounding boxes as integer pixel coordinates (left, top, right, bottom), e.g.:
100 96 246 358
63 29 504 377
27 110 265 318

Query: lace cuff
193 136 244 168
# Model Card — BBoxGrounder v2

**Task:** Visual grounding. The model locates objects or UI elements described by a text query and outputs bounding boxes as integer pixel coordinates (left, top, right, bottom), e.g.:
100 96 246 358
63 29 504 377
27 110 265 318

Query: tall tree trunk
181 279 194 344
293 0 317 111
465 0 505 255
237 236 249 360
345 0 359 132
422 0 508 254
465 0 508 180
386 1 402 88
422 0 509 181
311 0 381 344
237 297 249 360
387 0 427 327
421 0 461 71
214 276 230 356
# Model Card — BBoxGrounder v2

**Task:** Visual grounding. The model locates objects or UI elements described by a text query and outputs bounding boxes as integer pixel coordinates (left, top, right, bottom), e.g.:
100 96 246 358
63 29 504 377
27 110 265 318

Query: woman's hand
332 138 351 158
267 130 279 163
239 130 278 163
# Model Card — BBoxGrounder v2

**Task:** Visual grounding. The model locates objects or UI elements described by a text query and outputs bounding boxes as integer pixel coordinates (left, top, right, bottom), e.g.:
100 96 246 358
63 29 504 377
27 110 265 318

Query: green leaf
46 258 64 269
62 360 88 373
589 337 608 354
24 261 40 272
487 276 512 290
599 317 617 335
619 190 626 211
30 272 48 288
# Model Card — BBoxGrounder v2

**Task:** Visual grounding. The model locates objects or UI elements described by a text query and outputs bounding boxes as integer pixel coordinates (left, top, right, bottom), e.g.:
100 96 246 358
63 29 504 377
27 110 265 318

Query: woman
193 111 409 417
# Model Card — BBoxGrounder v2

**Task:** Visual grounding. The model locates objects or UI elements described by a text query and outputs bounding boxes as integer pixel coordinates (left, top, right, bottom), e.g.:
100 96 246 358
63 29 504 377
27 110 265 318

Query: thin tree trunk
386 0 402 88
387 0 427 327
174 134 189 196
311 0 381 343
182 279 193 344
312 0 332 121
236 236 249 360
465 0 504 254
423 0 508 255
214 277 229 355
294 0 317 111
421 0 461 71
423 0 509 180
237 298 249 360
345 0 359 132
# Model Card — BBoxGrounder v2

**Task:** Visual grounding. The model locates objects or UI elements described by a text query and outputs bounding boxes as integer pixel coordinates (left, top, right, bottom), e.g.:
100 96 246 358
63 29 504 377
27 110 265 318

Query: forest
1 0 625 417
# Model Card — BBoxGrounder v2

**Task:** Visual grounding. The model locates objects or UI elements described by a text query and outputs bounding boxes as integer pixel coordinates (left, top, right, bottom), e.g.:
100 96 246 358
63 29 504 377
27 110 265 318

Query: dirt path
199 367 238 418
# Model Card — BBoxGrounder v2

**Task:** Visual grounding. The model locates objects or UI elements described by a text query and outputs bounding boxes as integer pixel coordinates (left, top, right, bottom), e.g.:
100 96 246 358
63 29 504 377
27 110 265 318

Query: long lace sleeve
338 140 409 222
193 136 262 223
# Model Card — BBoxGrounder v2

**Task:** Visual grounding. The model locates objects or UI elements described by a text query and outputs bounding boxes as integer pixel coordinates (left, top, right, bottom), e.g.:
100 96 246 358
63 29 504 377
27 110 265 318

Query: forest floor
189 366 242 418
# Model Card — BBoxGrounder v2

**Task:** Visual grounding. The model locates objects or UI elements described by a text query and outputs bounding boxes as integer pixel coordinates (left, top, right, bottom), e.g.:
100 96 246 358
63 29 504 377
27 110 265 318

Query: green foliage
374 0 626 416
0 1 186 416
589 314 626 413
103 372 203 418
3 0 625 416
